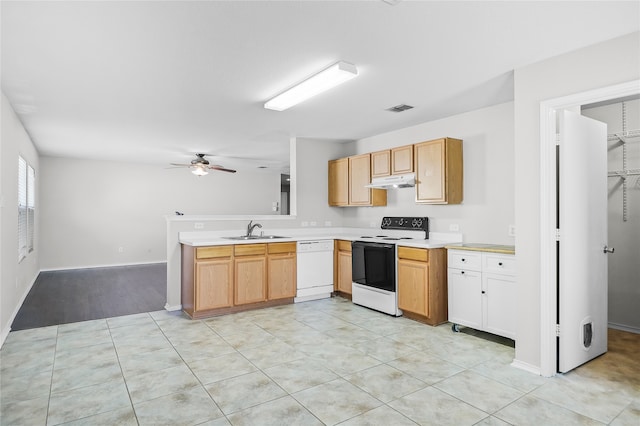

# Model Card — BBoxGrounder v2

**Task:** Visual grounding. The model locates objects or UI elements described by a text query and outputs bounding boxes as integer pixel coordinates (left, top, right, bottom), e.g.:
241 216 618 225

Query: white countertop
179 228 462 249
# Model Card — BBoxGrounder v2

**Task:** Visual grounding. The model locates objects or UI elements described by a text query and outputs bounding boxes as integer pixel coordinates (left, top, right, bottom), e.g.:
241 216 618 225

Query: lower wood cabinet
335 240 352 295
267 242 297 300
181 242 296 319
234 244 267 305
397 246 447 325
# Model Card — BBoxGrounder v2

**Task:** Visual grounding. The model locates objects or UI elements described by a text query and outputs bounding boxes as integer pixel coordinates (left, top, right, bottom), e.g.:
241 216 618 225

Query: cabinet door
447 268 482 329
349 154 373 205
415 138 463 204
391 145 414 174
268 253 296 300
328 158 349 206
397 259 429 316
337 250 352 294
415 139 446 203
371 150 391 178
235 256 267 305
195 259 233 311
483 273 517 339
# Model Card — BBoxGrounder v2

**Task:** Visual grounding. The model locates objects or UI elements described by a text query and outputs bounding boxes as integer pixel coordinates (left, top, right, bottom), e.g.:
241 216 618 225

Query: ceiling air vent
387 104 414 113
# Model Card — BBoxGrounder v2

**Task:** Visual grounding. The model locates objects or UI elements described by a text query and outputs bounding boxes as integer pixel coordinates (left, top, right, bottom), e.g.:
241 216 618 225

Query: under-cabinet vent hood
365 173 415 189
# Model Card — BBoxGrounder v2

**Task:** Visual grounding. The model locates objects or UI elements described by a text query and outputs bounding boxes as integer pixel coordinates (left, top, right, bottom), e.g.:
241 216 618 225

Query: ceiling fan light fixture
264 61 358 111
192 166 208 176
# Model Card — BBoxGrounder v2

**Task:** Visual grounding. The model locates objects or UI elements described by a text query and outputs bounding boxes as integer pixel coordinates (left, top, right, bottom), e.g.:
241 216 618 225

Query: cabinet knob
482 290 486 294
498 262 503 266
461 271 465 275
461 258 466 262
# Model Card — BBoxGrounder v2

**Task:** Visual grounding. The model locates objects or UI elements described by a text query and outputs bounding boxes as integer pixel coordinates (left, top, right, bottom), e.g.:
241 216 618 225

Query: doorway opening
539 80 640 377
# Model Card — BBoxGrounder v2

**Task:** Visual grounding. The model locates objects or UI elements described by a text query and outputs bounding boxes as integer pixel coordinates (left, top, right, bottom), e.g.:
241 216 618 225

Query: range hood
365 173 415 189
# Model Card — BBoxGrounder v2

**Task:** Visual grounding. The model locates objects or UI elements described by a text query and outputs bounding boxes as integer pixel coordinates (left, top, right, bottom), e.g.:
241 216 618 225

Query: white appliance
295 240 334 302
352 216 429 316
365 173 415 189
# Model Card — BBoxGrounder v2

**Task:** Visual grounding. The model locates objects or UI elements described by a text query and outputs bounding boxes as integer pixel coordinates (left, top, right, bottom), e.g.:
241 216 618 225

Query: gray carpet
11 263 167 331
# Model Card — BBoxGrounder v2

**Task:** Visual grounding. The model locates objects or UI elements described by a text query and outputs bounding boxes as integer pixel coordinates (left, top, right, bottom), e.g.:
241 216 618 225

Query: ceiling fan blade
169 163 192 167
208 165 237 173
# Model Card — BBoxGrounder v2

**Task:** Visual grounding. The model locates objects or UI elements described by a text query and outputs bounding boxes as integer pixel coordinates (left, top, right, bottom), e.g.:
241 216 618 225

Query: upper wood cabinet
391 145 414 175
371 150 391 178
328 158 348 206
414 137 463 204
328 154 386 207
371 146 414 177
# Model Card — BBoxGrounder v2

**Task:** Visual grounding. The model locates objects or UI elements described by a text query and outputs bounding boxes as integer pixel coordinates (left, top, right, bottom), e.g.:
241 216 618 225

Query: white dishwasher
295 240 334 303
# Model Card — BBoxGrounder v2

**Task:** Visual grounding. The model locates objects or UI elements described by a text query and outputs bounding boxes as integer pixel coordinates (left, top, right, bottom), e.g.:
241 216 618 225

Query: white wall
347 102 515 244
39 157 281 270
1 93 40 342
164 137 350 308
514 32 640 371
582 99 640 332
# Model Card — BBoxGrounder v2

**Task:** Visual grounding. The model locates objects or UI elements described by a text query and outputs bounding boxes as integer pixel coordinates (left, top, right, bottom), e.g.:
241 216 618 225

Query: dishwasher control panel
297 240 334 252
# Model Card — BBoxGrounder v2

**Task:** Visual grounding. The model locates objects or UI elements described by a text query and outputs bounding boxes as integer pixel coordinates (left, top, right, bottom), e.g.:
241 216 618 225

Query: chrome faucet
246 220 262 237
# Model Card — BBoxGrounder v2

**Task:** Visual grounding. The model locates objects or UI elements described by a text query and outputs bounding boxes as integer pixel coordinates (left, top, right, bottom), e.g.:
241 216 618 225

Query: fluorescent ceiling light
264 61 358 111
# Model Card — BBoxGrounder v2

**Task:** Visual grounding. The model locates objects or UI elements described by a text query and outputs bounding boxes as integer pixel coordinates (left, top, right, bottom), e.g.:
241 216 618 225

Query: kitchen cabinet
181 245 234 318
447 248 516 339
414 137 463 204
349 153 386 206
397 247 447 325
334 240 352 295
234 244 267 305
391 145 414 175
328 154 386 207
267 242 297 300
328 158 348 206
371 150 391 177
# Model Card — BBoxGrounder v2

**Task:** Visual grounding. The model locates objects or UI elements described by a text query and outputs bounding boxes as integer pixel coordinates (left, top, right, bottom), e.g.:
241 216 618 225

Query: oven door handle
352 241 395 250
353 283 390 295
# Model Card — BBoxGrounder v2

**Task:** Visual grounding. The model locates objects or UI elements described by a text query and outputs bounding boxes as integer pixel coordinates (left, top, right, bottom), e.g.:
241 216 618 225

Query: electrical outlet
118 247 124 253
301 221 309 227
324 221 332 227
310 221 317 226
449 224 459 232
508 225 516 237
194 222 204 229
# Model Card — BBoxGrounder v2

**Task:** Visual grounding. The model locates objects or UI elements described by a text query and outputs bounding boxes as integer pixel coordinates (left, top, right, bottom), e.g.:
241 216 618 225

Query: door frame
539 79 639 377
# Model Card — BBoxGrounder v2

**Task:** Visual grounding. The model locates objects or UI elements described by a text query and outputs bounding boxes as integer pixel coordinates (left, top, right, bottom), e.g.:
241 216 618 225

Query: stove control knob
412 218 422 228
398 218 404 226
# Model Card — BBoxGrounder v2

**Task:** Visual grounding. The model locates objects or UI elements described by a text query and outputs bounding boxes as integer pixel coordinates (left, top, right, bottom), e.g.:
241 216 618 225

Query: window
18 156 35 261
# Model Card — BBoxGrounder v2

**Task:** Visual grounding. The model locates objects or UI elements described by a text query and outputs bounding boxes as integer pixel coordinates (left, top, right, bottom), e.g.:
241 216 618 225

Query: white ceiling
2 1 639 171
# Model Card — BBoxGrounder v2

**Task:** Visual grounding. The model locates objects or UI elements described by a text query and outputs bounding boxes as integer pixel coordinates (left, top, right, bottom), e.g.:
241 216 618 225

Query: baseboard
164 303 182 312
608 322 640 334
511 359 543 376
1 272 39 348
40 260 167 272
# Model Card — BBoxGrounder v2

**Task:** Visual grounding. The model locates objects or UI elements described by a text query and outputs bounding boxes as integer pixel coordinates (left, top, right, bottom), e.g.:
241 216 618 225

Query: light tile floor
1 297 638 425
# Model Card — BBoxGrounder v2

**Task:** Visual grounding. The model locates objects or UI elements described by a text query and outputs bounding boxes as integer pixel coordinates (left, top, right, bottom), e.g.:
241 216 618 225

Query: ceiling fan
170 153 237 176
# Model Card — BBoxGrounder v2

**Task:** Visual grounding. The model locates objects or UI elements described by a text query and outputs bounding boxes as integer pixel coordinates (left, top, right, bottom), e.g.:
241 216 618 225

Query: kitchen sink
223 235 289 240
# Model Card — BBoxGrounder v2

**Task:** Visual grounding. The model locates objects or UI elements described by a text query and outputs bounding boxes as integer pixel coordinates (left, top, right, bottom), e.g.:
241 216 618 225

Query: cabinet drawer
448 250 482 271
398 246 428 262
268 242 296 254
483 253 516 276
336 240 352 252
234 244 266 256
196 246 233 259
